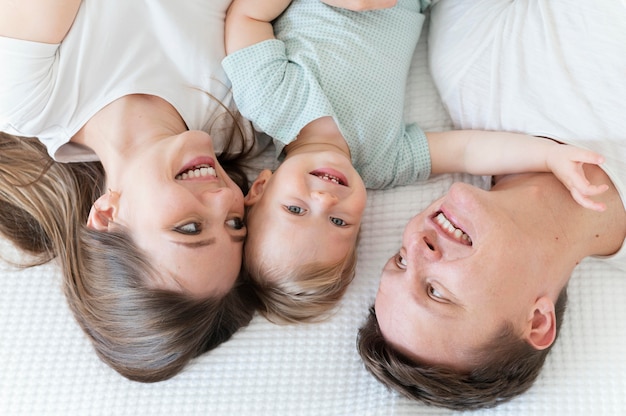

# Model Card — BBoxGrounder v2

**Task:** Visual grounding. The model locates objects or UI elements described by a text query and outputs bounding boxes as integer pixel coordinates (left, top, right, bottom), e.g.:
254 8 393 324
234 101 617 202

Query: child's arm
320 0 397 11
225 0 292 55
427 130 608 211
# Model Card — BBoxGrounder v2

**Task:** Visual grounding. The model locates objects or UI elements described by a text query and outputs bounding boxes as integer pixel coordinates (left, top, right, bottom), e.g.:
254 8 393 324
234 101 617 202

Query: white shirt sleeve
0 36 59 130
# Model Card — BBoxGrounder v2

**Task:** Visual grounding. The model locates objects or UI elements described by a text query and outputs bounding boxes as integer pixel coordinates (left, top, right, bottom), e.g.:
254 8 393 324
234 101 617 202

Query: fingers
566 170 609 209
570 187 607 212
569 173 610 197
551 145 609 212
558 159 609 212
568 148 605 166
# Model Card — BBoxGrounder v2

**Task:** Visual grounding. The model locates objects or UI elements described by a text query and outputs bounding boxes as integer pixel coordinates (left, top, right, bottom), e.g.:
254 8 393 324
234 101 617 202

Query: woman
0 0 259 381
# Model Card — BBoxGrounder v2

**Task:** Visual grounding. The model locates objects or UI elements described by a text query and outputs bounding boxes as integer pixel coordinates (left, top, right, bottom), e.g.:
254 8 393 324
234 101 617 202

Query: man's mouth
175 164 217 180
433 211 472 245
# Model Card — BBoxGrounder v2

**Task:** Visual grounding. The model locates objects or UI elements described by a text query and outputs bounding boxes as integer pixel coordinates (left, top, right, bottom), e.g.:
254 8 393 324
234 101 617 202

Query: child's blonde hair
244 234 359 324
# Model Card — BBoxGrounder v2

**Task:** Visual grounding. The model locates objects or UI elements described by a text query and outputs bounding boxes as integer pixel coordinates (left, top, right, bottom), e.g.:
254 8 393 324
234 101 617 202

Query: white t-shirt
0 0 235 162
428 0 626 270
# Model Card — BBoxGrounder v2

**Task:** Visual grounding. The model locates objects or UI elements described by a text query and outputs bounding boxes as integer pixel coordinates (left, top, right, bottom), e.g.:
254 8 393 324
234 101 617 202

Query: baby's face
245 151 366 275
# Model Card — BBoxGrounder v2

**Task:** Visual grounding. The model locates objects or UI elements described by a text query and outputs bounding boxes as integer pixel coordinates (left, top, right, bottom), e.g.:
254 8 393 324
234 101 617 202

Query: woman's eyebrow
171 238 216 249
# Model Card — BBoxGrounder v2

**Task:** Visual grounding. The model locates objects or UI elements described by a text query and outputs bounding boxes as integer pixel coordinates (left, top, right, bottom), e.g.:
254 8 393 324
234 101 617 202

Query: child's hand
320 0 397 11
546 144 608 211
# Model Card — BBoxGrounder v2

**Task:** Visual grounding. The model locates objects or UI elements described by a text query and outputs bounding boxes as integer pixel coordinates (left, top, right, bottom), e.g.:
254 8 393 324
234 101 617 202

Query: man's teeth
176 165 216 180
434 212 472 244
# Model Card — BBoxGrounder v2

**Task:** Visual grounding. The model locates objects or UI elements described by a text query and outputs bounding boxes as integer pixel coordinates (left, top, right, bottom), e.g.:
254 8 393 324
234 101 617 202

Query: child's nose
310 190 338 209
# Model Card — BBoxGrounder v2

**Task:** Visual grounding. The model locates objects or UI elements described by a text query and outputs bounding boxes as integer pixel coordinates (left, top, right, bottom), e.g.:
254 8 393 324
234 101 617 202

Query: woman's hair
357 287 569 411
0 109 258 382
243 231 359 324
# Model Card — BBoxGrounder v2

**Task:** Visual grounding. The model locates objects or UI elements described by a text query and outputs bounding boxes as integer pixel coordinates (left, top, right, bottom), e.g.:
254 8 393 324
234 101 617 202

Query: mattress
1 19 624 416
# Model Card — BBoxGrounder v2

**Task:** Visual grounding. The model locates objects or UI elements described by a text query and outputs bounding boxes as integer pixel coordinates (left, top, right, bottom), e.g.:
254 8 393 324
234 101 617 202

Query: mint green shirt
223 0 432 189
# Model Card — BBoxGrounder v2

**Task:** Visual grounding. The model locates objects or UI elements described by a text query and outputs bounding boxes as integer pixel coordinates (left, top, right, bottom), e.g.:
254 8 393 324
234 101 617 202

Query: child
222 0 607 323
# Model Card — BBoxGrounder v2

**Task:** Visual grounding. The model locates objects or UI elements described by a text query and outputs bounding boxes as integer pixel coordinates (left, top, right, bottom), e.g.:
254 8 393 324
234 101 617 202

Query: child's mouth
309 169 348 186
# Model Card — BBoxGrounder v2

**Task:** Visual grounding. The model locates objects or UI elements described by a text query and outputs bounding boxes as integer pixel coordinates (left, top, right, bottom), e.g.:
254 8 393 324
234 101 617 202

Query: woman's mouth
176 164 217 180
309 168 348 186
433 211 472 245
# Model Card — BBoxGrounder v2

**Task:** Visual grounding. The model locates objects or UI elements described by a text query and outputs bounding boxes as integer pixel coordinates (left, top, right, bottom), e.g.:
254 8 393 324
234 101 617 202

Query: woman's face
374 179 558 369
113 130 246 297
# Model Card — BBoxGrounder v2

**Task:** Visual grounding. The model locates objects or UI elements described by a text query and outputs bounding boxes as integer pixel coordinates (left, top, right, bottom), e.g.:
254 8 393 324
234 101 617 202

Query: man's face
375 180 558 369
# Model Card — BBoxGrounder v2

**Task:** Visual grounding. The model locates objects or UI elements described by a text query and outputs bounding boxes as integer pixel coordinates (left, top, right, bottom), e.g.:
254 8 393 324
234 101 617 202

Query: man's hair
357 287 568 410
243 231 359 324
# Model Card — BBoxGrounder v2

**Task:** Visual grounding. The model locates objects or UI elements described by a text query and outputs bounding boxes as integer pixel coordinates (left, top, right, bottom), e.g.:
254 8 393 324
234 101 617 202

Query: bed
1 15 625 416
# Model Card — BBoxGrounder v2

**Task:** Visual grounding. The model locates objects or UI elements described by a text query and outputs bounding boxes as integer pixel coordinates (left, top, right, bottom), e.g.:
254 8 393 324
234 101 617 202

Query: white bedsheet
1 20 625 416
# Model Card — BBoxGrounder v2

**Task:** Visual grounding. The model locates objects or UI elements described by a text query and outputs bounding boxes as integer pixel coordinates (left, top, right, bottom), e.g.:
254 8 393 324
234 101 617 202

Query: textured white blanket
1 20 624 416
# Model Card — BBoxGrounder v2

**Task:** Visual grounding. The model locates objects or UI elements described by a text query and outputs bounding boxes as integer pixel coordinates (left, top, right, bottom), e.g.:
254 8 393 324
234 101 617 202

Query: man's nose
407 231 442 263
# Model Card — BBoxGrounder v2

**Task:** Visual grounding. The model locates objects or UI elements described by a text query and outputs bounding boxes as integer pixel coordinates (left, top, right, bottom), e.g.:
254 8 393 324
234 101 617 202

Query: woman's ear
524 297 557 350
86 191 120 231
245 169 273 206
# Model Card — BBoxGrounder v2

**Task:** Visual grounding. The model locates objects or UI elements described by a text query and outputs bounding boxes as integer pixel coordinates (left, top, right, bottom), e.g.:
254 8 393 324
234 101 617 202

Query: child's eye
395 253 407 269
226 217 245 230
174 222 202 235
330 217 347 227
285 205 305 215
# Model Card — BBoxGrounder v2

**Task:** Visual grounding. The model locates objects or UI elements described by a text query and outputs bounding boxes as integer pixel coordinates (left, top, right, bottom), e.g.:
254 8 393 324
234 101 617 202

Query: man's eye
174 222 202 235
285 205 305 215
395 253 407 269
428 285 445 301
226 217 245 230
330 217 347 227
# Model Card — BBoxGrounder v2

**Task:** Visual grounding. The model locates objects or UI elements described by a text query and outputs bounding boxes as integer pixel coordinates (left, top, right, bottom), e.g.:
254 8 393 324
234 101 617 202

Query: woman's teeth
434 212 472 245
176 165 216 180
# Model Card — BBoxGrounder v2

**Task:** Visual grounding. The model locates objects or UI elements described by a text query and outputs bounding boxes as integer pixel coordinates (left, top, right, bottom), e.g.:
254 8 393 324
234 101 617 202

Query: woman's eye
174 222 202 235
285 205 305 215
395 253 407 269
330 217 347 227
226 217 245 230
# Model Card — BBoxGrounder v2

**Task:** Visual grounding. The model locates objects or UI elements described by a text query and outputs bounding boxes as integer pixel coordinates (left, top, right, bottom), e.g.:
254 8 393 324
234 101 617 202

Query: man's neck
580 165 626 257
496 168 626 261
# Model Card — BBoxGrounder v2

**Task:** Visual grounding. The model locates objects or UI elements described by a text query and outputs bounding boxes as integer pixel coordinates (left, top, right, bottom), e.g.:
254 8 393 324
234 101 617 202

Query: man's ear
245 169 272 206
86 191 120 231
524 297 557 350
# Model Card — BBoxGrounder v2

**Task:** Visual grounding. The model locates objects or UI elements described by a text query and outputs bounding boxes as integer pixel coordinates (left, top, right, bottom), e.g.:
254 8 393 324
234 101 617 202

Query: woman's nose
202 187 240 216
